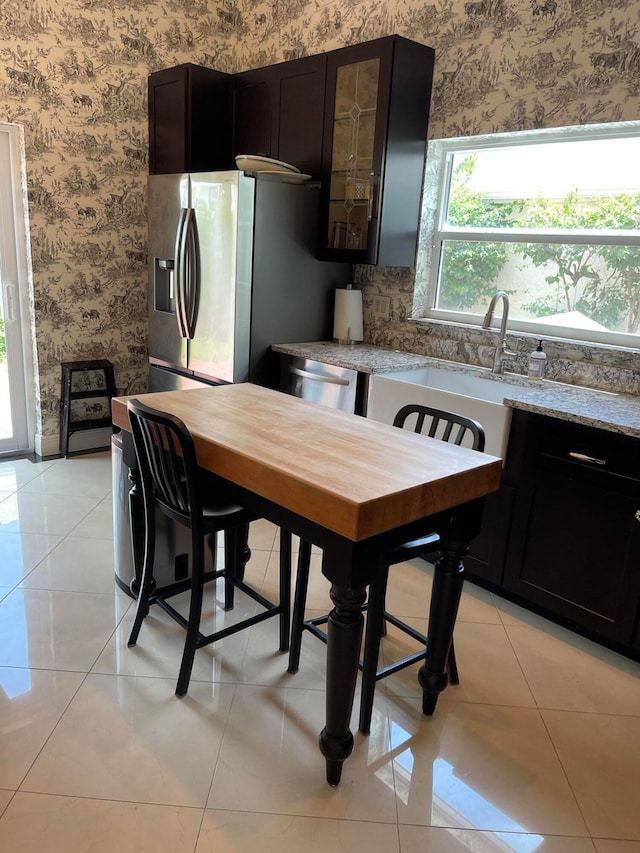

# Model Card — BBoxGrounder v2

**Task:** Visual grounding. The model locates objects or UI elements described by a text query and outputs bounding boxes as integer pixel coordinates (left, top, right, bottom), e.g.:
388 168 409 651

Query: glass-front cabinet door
327 56 380 254
319 37 434 267
320 40 392 263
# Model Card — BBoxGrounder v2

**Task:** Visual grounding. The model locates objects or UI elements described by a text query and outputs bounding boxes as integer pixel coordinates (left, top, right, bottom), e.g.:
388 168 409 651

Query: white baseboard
36 428 114 459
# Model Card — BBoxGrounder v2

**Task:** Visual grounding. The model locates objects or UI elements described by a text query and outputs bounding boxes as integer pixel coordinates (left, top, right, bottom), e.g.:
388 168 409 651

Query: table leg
418 498 484 715
418 539 466 714
319 583 366 786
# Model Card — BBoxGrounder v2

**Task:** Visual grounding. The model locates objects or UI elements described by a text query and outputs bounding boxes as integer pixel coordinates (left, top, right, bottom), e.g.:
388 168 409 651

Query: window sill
410 314 640 357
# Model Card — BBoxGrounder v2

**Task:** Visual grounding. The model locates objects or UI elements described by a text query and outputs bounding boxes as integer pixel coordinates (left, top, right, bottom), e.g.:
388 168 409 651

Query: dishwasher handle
288 365 351 386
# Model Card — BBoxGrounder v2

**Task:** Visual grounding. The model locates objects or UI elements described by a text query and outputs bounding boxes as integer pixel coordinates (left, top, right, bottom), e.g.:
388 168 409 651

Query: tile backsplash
356 265 640 397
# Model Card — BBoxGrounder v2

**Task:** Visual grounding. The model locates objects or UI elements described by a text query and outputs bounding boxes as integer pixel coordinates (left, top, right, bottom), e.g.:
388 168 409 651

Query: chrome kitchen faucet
482 291 517 374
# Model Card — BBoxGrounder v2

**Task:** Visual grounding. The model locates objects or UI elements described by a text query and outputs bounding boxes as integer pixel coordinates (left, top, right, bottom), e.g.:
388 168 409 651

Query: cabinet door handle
569 451 606 467
368 172 379 222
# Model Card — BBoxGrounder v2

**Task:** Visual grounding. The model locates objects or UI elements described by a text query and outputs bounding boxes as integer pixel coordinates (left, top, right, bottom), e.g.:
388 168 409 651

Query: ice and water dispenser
153 257 175 314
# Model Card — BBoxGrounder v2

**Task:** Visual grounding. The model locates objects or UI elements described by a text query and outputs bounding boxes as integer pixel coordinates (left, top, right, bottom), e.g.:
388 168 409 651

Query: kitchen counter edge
272 342 640 438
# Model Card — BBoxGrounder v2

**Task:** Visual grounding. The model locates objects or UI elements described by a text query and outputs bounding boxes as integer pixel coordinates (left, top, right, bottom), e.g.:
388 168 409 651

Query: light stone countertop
272 341 437 373
272 341 640 438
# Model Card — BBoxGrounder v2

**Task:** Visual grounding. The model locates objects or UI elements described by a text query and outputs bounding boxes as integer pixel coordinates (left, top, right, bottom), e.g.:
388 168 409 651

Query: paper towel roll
333 287 363 344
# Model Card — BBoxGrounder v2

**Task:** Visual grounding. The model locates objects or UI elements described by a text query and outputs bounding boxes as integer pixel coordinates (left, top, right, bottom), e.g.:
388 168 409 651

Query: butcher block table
112 383 501 785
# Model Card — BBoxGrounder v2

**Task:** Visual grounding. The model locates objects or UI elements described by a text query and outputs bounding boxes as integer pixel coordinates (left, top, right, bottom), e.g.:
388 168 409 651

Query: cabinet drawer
525 414 640 492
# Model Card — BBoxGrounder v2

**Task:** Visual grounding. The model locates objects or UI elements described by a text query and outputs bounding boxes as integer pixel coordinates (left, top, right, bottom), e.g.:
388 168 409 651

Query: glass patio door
0 123 34 455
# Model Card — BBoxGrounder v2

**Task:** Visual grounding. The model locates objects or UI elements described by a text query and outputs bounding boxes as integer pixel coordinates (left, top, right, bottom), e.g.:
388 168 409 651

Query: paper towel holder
333 284 364 346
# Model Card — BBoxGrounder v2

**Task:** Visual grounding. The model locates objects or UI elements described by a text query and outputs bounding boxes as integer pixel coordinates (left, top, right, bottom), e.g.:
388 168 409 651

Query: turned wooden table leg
319 583 366 786
418 539 466 714
418 499 484 715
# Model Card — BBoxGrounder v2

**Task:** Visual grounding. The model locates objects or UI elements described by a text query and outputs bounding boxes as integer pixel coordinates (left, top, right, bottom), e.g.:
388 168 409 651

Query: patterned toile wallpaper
1 0 639 447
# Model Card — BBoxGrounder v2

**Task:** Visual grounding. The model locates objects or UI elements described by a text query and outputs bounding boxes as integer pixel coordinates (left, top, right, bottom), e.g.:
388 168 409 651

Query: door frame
0 122 36 456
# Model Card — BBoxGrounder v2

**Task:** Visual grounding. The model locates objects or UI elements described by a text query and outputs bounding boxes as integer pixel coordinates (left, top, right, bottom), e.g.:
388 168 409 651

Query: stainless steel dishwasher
279 354 368 414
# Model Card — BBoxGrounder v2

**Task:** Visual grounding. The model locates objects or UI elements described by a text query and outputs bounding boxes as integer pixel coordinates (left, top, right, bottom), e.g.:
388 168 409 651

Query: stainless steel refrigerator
147 170 350 391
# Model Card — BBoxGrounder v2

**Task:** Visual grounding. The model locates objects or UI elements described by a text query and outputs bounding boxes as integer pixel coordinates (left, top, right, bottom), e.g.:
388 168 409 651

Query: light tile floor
0 450 639 852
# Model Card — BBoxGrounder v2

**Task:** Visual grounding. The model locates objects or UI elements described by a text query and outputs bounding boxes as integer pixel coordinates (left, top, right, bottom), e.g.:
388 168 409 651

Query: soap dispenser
528 339 547 379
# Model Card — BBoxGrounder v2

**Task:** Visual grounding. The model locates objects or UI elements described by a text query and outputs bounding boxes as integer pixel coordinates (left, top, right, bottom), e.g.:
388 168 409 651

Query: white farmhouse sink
367 367 514 459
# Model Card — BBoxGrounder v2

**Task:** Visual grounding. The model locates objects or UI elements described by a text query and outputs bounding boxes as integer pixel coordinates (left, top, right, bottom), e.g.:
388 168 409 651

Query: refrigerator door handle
184 207 199 340
174 208 189 339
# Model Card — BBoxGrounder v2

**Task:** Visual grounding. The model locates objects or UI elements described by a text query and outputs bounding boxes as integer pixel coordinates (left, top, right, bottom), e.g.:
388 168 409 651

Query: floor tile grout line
199 680 240 840
500 619 640 718
498 616 541 710
536 708 596 842
0 789 17 822
533 705 640 720
12 667 234 814
0 466 117 792
5 789 211 811
14 516 128 593
13 667 91 795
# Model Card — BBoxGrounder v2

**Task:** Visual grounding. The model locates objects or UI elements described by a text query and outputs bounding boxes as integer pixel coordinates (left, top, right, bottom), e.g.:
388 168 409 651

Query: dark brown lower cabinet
463 407 526 589
502 411 640 649
457 409 640 658
634 613 640 652
504 464 640 643
464 486 516 587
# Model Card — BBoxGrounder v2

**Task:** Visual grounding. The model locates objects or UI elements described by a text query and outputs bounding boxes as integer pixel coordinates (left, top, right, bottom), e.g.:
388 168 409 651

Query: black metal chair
126 398 291 697
288 404 485 733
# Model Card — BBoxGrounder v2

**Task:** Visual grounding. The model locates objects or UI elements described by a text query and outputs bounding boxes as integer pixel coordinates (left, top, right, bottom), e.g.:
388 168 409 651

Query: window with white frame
416 123 640 348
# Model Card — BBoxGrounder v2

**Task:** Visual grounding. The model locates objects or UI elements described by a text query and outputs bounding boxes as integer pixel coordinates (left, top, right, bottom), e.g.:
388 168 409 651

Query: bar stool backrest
392 403 485 452
127 398 199 529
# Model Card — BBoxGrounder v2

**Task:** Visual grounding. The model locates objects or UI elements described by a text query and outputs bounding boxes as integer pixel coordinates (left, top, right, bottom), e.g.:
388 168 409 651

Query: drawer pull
569 451 606 467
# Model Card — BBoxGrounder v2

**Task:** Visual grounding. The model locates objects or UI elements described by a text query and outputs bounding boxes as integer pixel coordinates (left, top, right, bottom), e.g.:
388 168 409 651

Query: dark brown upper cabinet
319 36 434 267
148 63 232 175
232 54 327 177
148 39 434 265
231 67 272 162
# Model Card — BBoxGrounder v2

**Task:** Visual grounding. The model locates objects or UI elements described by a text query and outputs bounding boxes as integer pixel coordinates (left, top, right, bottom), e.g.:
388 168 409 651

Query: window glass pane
419 124 640 346
446 138 640 232
438 240 640 335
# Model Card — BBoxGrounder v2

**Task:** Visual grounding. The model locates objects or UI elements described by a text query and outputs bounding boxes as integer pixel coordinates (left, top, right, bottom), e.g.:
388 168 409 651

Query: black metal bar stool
288 404 485 733
126 398 291 697
59 359 117 457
